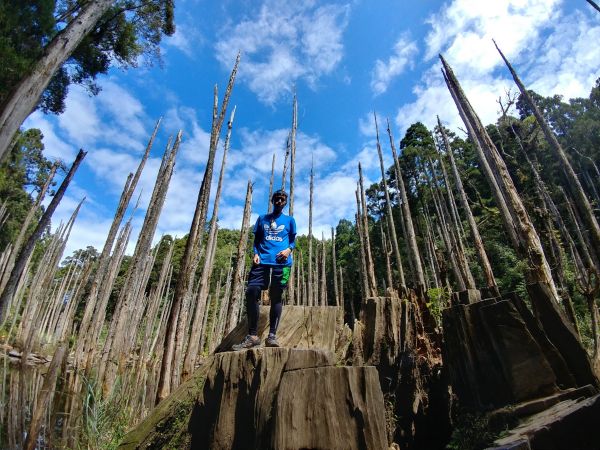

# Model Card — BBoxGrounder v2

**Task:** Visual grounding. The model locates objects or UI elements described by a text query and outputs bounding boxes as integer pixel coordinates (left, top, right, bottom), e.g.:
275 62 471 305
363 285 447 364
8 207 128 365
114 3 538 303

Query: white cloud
395 0 599 141
25 112 76 161
371 34 418 96
425 0 561 71
215 0 350 104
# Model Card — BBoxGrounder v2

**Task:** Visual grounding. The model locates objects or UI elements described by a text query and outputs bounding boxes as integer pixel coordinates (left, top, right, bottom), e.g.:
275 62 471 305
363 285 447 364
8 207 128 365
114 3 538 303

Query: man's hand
276 248 292 262
253 254 260 265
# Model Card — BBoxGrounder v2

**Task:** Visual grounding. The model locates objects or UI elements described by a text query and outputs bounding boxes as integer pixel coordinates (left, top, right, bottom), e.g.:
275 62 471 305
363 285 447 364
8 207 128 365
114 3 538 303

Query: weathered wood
375 112 405 289
0 0 113 160
159 54 239 403
0 149 86 322
495 41 600 266
437 116 497 292
387 119 426 287
358 164 378 296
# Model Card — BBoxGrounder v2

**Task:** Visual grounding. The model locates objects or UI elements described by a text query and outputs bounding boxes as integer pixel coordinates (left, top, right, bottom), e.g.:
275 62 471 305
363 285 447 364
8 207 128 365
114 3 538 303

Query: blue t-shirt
253 212 297 266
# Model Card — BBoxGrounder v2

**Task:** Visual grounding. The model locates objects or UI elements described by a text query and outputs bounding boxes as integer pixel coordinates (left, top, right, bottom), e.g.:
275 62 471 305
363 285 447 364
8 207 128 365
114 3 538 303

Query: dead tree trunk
0 163 57 294
374 113 405 289
495 41 600 267
158 54 239 403
437 116 497 292
181 107 236 381
442 54 598 387
0 0 113 161
441 56 560 300
100 133 180 391
331 227 339 306
0 149 86 321
268 154 275 214
387 119 425 288
288 95 297 304
308 161 314 306
225 181 253 333
320 233 327 305
76 118 160 368
358 164 378 296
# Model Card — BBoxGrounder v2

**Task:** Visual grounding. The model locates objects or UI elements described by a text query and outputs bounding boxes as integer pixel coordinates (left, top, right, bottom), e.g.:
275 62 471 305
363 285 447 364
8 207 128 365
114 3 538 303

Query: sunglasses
273 196 287 203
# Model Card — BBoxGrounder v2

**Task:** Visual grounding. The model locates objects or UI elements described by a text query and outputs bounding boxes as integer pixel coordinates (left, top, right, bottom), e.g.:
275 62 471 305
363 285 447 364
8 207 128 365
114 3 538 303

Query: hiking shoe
232 335 261 351
265 334 279 347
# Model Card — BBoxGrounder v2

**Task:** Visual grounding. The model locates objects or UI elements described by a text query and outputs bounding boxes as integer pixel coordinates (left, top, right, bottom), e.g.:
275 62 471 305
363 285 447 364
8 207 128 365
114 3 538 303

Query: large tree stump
442 291 584 410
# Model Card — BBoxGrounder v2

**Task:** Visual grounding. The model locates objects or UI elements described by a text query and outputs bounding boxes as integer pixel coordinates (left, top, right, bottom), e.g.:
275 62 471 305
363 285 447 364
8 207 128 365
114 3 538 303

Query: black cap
272 189 288 200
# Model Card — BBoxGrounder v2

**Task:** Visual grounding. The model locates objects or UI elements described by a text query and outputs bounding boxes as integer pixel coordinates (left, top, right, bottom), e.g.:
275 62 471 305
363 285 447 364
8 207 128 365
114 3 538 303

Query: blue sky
24 0 600 256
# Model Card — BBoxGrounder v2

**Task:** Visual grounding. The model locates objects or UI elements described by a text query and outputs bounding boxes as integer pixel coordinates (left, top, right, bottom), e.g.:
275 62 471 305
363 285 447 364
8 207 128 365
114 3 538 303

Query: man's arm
252 216 262 264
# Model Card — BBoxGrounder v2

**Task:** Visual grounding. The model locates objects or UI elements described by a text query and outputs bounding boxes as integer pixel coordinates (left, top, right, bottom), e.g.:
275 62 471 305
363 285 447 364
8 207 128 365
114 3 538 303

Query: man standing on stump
233 189 296 350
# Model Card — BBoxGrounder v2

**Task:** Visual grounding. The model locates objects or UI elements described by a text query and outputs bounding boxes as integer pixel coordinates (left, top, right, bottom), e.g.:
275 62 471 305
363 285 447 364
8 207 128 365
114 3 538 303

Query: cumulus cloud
371 34 418 96
394 0 599 139
215 0 350 104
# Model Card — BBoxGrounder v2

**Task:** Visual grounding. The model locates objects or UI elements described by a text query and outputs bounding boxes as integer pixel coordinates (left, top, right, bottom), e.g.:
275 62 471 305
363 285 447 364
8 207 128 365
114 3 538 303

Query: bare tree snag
387 119 425 287
440 55 560 301
0 0 113 161
358 164 378 296
437 116 497 292
288 94 297 303
331 227 339 306
268 153 275 214
494 41 600 267
182 107 236 381
374 113 405 289
225 181 253 333
308 160 314 306
0 149 86 321
158 54 239 403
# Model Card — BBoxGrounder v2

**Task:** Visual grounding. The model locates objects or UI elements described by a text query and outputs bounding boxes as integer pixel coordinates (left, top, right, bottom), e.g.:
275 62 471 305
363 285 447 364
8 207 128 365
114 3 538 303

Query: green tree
0 0 176 160
0 128 55 249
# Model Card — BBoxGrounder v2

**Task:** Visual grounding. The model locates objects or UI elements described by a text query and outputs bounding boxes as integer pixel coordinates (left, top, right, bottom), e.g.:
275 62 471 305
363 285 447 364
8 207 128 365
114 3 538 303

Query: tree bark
374 112 405 289
225 181 253 332
0 149 86 321
0 0 113 161
437 116 497 292
386 120 425 288
358 164 378 296
494 41 600 268
158 54 239 403
441 55 561 303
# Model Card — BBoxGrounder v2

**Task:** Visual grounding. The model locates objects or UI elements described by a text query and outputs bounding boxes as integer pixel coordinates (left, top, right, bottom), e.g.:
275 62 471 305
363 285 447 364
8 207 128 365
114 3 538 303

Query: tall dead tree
494 41 600 267
387 119 426 288
0 163 58 294
181 107 236 381
331 227 339 306
0 0 113 161
76 118 160 369
374 112 405 290
100 132 181 390
308 160 314 306
587 0 600 13
437 116 497 292
442 55 598 387
358 164 378 296
268 154 275 214
440 56 559 298
288 95 298 304
158 54 239 403
0 149 86 321
225 181 253 332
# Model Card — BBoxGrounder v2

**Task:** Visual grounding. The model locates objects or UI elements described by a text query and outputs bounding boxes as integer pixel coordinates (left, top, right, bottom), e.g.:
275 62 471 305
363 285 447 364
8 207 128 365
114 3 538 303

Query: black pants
245 265 290 336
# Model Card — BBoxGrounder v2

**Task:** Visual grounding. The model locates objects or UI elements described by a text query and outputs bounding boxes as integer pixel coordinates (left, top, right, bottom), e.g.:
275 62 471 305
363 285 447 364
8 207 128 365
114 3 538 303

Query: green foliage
79 374 132 450
0 0 176 115
0 128 55 249
427 286 451 326
446 411 498 450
